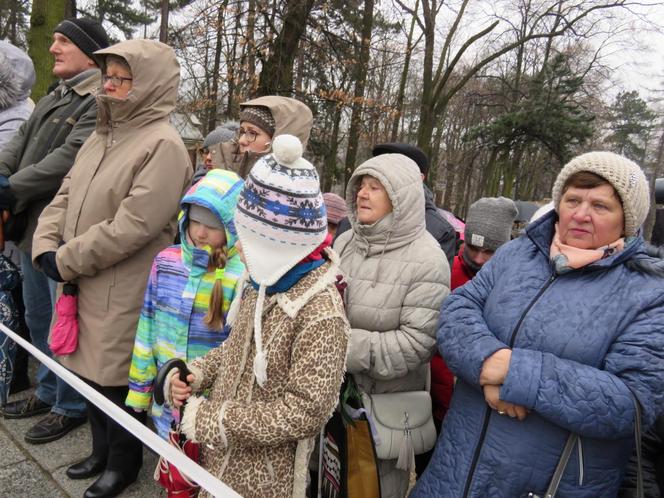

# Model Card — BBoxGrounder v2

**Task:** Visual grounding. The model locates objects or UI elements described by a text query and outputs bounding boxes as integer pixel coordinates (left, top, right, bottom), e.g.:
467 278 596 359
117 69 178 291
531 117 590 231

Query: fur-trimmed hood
0 41 35 109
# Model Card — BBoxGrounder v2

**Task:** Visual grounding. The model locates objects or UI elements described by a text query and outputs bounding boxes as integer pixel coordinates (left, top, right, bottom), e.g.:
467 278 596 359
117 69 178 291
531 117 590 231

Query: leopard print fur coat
180 254 349 498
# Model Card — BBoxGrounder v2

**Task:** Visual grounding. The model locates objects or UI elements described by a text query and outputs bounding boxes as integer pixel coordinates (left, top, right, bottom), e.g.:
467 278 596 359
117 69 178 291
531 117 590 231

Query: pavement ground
0 360 165 498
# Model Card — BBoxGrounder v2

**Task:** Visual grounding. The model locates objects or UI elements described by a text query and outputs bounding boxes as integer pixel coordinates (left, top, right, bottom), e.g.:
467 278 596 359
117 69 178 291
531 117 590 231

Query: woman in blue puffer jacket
413 151 664 498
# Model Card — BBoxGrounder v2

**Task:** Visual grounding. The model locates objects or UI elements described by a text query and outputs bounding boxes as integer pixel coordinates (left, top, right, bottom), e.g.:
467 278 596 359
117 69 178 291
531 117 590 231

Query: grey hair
104 54 131 74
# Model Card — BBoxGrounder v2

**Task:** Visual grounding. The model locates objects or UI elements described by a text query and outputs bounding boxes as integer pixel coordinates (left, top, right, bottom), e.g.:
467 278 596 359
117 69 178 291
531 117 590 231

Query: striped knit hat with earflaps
234 134 327 387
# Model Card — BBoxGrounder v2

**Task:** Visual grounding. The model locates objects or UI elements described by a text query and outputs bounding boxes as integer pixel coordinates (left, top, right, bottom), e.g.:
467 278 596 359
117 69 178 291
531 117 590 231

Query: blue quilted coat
412 211 664 498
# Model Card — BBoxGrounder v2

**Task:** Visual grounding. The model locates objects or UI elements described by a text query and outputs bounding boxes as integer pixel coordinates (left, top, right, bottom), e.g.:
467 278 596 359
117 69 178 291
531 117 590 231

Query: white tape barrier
0 323 241 498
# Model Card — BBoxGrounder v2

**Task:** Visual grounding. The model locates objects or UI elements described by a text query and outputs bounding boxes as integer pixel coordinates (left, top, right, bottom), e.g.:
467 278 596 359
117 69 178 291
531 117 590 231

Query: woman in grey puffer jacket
0 41 35 149
334 153 450 498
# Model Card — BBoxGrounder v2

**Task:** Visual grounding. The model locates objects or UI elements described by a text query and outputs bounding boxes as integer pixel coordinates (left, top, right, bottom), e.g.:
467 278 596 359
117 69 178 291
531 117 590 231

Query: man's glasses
102 75 133 87
238 128 260 143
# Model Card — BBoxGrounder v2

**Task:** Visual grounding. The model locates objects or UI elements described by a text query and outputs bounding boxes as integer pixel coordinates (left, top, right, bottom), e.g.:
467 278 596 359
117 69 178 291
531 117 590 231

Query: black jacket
0 69 100 251
423 184 455 268
619 413 664 498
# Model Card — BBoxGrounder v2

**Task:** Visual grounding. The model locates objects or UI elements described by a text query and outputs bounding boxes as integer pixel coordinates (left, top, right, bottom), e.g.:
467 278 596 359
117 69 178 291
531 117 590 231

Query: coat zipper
462 272 557 498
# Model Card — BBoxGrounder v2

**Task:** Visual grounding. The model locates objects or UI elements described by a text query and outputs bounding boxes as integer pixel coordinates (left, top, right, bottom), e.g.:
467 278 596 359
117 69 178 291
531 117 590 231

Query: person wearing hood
209 95 313 178
412 152 664 498
0 19 110 446
333 154 450 497
31 39 192 498
334 143 457 269
0 40 35 148
166 135 349 498
126 169 245 439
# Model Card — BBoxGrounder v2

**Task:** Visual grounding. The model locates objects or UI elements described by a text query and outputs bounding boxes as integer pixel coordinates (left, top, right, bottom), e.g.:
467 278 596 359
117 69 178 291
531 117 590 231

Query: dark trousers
81 376 147 476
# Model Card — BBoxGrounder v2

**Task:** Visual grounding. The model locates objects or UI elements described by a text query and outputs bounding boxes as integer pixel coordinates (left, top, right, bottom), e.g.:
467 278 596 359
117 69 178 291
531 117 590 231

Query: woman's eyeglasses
198 147 216 158
238 128 260 143
102 75 133 87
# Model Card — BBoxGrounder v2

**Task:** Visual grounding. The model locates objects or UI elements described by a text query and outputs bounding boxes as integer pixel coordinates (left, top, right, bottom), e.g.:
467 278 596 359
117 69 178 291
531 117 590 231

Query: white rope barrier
0 323 242 498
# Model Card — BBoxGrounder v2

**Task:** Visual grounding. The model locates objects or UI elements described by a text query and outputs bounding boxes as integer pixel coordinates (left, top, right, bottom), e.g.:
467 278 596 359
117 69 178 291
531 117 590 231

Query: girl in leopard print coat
167 135 349 498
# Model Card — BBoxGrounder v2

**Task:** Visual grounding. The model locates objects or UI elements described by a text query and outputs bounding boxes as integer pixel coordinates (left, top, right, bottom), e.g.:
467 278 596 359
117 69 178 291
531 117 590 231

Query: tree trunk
343 0 374 183
256 0 315 96
246 0 257 93
390 0 419 141
159 0 169 43
28 0 66 101
322 103 343 193
207 1 227 132
416 0 436 158
65 0 76 18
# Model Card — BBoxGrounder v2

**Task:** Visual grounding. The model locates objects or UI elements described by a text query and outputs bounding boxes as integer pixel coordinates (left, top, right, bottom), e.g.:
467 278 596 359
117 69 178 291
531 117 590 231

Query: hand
480 348 512 386
38 251 64 282
483 384 528 421
0 187 16 211
170 370 196 408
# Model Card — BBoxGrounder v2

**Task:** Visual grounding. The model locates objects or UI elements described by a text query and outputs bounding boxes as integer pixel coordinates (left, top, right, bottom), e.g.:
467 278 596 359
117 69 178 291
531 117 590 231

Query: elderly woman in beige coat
333 154 450 498
32 39 192 498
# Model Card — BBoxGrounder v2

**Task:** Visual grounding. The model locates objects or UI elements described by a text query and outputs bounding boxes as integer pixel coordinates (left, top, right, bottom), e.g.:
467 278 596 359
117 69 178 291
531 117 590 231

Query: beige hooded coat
32 40 192 386
211 96 313 178
333 154 450 497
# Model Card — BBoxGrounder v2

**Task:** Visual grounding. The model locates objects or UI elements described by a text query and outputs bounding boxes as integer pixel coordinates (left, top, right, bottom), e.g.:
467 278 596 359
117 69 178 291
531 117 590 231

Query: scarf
550 223 624 274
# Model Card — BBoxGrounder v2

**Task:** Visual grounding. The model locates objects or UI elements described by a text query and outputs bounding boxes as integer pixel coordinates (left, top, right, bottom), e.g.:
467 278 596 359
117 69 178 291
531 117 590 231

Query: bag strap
425 363 431 393
631 393 644 498
545 393 644 498
543 433 578 498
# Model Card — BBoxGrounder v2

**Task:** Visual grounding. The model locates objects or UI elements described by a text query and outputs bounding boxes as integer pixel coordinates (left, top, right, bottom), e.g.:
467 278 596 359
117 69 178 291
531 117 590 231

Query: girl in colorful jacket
126 169 245 438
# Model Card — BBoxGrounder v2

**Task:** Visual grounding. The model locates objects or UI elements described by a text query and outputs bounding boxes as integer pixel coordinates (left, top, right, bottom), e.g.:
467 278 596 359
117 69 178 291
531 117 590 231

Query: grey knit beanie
551 151 649 237
202 121 239 149
465 197 518 251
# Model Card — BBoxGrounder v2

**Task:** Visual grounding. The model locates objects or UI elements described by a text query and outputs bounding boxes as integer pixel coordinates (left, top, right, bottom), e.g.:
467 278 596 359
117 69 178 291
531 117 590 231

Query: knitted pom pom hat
234 134 327 386
551 151 650 237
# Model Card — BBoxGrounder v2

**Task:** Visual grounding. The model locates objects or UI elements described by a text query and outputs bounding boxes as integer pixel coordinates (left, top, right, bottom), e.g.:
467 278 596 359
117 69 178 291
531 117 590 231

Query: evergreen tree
470 54 595 163
78 0 155 39
0 0 30 48
605 90 656 163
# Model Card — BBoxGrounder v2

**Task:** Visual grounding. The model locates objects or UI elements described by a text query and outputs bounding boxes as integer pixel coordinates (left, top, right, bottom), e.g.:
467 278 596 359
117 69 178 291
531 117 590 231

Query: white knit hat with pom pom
234 134 327 387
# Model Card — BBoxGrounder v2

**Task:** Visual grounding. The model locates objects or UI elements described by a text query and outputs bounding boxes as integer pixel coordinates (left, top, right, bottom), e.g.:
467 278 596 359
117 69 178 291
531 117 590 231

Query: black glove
38 252 64 282
0 187 16 211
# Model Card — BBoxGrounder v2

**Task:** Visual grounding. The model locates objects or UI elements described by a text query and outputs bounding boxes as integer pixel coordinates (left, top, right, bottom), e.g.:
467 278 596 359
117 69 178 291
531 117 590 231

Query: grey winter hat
188 203 224 230
465 197 518 251
202 121 239 149
551 151 649 237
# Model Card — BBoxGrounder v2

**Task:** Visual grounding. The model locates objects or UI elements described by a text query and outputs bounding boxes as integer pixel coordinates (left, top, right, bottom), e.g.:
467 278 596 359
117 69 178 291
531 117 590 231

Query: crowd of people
0 16 663 498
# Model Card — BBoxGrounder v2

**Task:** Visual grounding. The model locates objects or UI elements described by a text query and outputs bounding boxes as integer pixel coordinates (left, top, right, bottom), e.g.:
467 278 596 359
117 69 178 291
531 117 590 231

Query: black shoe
84 469 137 498
2 394 51 419
9 374 31 395
66 455 107 480
24 412 87 444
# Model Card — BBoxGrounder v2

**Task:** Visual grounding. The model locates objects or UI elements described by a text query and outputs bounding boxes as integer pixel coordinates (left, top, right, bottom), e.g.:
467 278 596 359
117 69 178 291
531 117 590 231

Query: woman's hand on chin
480 348 512 386
483 384 528 421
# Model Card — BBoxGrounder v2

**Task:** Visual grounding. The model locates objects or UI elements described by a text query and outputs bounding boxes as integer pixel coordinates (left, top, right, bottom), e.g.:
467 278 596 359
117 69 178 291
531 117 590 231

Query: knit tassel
253 284 268 387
